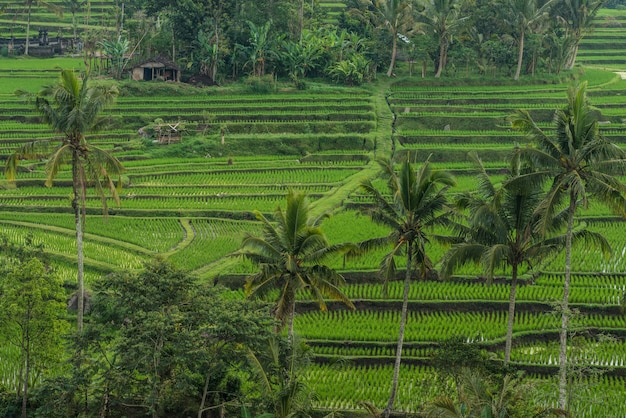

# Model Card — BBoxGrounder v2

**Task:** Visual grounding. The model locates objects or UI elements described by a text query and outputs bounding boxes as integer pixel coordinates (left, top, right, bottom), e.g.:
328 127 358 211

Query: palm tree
5 69 123 332
370 0 416 77
554 0 604 70
419 0 468 78
509 81 626 409
359 156 455 418
21 0 62 56
441 153 604 364
427 371 569 417
247 336 314 418
235 190 355 341
62 0 85 44
500 0 553 80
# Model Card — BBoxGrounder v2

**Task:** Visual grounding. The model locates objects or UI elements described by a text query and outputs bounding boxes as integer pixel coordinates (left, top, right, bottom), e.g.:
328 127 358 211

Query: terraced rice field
577 9 626 67
2 20 626 414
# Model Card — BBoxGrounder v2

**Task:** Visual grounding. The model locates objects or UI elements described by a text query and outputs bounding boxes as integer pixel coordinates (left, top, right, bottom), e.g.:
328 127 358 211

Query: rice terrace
0 0 626 417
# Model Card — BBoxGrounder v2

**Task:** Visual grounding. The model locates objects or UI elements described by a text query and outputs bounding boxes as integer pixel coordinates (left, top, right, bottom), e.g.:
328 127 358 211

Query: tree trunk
504 263 518 365
383 240 412 418
514 30 524 81
558 192 577 410
73 157 85 333
288 298 296 342
83 0 91 69
435 41 445 78
72 12 77 43
21 332 29 418
386 32 397 77
565 43 579 71
299 0 304 42
198 371 211 418
172 27 176 62
212 18 219 83
25 3 32 56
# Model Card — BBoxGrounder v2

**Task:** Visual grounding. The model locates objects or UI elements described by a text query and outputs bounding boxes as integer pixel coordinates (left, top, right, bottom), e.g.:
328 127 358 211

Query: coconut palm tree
235 190 355 341
418 0 469 78
21 0 62 56
509 81 626 409
554 0 604 70
500 0 553 80
5 69 123 332
62 0 85 44
370 0 416 77
441 153 605 364
359 156 455 418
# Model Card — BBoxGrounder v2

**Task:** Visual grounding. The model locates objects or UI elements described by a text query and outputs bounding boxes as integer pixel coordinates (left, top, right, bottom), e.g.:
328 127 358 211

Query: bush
244 75 276 93
327 54 371 86
0 387 20 418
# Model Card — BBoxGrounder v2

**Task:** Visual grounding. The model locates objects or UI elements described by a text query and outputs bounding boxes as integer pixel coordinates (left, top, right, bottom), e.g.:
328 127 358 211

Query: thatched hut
131 56 180 82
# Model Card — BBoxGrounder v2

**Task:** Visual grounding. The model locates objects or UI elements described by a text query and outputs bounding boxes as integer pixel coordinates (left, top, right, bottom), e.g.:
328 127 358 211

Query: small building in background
131 56 180 82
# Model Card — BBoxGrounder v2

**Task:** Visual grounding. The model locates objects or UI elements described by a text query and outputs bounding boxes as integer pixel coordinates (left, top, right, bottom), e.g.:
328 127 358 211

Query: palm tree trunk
435 41 445 78
565 43 579 71
25 3 32 56
514 30 524 81
558 191 577 410
72 11 77 43
386 32 397 77
288 298 296 342
504 263 518 364
212 18 219 82
299 0 304 42
383 240 412 418
73 158 85 333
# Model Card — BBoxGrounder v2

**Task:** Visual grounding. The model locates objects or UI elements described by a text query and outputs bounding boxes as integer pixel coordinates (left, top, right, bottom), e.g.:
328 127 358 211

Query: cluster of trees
85 0 608 83
2 70 625 415
236 82 626 414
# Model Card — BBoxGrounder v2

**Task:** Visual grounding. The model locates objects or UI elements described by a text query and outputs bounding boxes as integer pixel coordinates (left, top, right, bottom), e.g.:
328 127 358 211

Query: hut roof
133 55 180 70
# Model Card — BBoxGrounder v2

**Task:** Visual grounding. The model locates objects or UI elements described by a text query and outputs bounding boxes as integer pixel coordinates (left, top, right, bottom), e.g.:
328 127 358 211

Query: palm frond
425 395 464 418
440 243 486 278
534 180 566 237
44 143 73 187
481 244 510 281
468 151 496 200
4 140 55 182
571 227 612 258
378 242 402 294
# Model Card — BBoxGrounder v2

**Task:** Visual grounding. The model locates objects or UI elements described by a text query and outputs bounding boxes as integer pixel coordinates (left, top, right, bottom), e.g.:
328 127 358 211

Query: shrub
244 75 276 93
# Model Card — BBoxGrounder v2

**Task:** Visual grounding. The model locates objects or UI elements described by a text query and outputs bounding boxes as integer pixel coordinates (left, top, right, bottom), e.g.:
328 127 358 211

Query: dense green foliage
1 2 626 410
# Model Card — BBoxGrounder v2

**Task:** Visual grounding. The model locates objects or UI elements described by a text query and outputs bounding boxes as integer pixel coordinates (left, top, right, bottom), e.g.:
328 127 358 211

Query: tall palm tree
359 156 455 418
62 0 85 44
500 0 553 80
370 0 416 77
5 69 123 332
509 81 626 409
554 0 604 70
235 190 355 341
441 153 604 364
418 0 468 78
21 0 62 56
